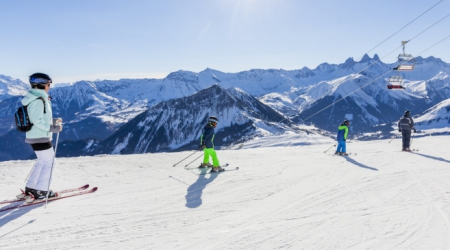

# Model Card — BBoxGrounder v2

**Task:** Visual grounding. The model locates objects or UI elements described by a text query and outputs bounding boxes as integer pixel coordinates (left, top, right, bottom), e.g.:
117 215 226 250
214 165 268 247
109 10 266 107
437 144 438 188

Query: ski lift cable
275 32 443 130
320 1 444 83
301 33 450 122
301 70 393 122
325 10 450 87
407 12 450 42
343 11 450 80
297 12 450 123
417 33 450 55
242 9 450 140
284 10 450 126
363 0 444 57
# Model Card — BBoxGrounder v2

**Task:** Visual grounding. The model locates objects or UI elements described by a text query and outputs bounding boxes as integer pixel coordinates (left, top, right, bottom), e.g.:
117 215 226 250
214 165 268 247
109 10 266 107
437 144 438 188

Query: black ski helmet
404 110 410 117
343 120 350 126
29 73 52 89
208 116 218 124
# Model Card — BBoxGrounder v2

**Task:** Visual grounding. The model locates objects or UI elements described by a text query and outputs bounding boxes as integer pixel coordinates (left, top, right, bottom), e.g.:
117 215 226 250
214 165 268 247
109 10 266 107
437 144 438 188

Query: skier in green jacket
335 120 350 156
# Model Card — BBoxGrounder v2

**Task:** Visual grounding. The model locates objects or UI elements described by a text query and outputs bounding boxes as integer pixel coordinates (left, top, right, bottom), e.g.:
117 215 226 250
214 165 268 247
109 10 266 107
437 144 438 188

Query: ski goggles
30 77 52 84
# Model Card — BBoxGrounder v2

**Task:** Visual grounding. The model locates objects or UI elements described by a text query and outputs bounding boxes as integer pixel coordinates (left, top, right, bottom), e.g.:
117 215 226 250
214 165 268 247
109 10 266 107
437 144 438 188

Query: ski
0 184 90 205
332 153 354 156
0 187 97 213
184 163 238 175
184 163 229 170
402 149 418 152
199 167 239 175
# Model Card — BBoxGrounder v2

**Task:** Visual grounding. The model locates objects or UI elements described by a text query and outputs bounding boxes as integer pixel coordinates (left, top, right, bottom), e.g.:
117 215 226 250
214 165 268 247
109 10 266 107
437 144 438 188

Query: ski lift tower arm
401 40 410 54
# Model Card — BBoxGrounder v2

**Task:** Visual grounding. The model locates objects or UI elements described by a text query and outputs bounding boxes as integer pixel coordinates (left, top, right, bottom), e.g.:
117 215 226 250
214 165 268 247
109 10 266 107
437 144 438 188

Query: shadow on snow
344 156 379 171
0 203 43 238
412 152 450 164
185 170 219 208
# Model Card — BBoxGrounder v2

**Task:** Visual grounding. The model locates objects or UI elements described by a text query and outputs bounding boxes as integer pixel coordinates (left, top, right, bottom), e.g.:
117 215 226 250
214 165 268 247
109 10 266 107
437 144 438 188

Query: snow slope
1 135 450 249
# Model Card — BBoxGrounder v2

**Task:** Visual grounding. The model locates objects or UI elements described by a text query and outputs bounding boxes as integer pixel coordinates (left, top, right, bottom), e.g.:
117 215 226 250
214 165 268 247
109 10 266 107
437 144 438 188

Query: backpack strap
35 97 47 114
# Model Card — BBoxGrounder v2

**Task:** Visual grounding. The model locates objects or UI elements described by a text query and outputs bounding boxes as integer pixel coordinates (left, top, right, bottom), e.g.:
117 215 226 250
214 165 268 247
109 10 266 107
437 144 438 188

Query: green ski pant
203 148 220 167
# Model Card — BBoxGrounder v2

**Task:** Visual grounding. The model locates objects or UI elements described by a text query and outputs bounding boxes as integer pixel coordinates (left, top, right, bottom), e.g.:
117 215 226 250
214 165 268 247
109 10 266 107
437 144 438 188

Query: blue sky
1 0 449 84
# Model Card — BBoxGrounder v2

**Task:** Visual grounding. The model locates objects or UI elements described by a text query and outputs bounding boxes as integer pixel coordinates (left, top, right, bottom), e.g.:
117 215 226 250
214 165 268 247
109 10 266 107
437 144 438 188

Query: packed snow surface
1 135 450 249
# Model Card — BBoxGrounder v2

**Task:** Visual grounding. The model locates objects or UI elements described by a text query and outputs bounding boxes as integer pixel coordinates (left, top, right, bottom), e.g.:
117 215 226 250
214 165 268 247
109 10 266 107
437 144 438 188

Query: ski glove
49 124 62 133
53 118 63 126
199 144 206 149
343 139 346 141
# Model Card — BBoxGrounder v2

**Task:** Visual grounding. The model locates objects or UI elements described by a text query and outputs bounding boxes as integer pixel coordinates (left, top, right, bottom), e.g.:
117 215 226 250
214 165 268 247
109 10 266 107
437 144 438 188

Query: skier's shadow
344 157 379 171
412 152 450 164
0 203 43 235
185 170 219 208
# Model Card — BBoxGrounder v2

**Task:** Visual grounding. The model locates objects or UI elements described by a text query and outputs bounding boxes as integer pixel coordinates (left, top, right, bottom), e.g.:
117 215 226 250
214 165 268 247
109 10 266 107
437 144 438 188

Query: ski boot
211 166 224 172
26 190 58 203
199 162 212 168
16 187 35 199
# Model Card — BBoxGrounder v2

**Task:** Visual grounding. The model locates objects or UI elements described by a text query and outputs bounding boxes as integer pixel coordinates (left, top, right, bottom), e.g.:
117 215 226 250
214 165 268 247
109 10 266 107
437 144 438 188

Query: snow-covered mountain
414 98 450 133
1 54 450 161
56 85 300 157
0 75 28 101
0 76 29 135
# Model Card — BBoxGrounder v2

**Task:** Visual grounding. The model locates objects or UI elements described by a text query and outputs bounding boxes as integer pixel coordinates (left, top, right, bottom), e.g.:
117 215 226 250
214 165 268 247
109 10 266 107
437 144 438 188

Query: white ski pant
26 148 55 191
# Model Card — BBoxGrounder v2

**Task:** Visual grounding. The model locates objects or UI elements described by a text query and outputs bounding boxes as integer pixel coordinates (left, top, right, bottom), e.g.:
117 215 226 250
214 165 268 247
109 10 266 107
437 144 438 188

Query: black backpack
14 97 46 132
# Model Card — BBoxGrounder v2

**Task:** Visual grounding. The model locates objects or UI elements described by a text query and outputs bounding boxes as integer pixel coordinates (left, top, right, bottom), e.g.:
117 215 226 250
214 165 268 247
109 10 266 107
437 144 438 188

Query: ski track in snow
1 136 450 249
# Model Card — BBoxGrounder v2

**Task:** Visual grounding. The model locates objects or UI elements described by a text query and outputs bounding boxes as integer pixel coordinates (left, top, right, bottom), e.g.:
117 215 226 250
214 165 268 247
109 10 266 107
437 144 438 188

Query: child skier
18 73 63 201
199 116 223 172
335 120 350 156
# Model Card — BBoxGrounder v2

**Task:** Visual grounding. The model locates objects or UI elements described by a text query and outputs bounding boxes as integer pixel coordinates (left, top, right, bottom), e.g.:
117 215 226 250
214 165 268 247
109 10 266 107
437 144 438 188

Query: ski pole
24 161 37 183
388 132 400 143
184 153 204 167
324 144 336 153
172 149 201 167
45 132 59 208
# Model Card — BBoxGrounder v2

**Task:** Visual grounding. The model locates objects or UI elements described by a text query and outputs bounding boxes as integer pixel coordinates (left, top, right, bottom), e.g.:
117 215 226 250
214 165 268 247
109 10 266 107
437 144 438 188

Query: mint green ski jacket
21 89 54 143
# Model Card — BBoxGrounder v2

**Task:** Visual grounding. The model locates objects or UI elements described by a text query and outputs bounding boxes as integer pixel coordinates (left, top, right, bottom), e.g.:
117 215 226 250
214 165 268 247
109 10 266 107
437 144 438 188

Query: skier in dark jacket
335 120 350 156
398 110 416 151
200 116 223 172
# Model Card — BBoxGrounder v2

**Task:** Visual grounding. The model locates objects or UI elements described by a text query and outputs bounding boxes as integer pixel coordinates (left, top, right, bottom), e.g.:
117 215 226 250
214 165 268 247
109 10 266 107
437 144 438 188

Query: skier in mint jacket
335 120 350 155
19 73 62 200
199 116 223 172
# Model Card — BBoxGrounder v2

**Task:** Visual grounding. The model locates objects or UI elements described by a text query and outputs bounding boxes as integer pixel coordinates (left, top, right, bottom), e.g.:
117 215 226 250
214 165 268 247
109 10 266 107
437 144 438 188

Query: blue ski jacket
336 124 349 141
